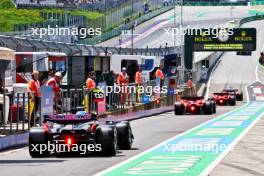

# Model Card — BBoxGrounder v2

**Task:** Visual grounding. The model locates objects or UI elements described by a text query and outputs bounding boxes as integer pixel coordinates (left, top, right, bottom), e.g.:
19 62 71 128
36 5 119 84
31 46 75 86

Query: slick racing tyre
204 101 213 115
96 125 118 156
236 92 243 101
228 95 236 106
175 102 184 115
116 121 134 150
212 101 216 113
29 127 50 158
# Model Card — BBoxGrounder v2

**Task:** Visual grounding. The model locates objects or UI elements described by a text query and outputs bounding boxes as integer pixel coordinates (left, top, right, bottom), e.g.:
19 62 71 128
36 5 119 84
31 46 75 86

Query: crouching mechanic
47 72 62 112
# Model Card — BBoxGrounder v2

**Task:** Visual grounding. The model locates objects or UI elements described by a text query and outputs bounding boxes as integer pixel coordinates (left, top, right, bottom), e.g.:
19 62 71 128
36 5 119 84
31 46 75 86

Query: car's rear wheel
175 102 184 115
212 101 216 113
236 92 243 101
29 127 50 158
204 101 213 115
116 121 133 150
229 95 236 106
96 125 118 156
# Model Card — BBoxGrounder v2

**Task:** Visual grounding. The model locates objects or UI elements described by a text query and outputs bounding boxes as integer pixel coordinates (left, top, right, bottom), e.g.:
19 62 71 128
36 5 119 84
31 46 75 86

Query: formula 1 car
211 92 236 106
29 111 134 157
174 97 216 115
222 88 243 101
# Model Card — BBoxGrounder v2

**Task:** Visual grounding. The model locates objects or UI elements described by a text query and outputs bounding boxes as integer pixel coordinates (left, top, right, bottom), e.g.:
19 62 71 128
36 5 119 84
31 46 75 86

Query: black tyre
29 127 50 158
175 102 184 115
212 101 216 113
236 92 243 101
204 101 213 115
96 125 118 156
229 95 236 106
116 121 134 150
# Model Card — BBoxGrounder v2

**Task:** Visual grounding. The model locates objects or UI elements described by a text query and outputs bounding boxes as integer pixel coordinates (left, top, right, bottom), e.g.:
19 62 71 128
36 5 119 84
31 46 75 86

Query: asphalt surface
99 6 250 48
0 104 242 176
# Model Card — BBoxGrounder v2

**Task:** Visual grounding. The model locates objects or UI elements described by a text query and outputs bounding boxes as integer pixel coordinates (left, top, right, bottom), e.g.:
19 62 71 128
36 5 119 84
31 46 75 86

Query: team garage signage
184 28 257 69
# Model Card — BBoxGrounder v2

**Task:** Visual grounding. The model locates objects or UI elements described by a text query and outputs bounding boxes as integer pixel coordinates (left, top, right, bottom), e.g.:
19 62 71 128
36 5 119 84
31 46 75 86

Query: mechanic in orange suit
188 77 195 96
118 67 129 106
86 72 96 91
135 65 143 102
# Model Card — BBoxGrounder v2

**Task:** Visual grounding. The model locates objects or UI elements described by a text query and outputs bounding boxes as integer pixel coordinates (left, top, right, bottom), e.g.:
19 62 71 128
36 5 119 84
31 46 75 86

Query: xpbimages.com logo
164 25 234 38
31 25 102 38
30 141 102 155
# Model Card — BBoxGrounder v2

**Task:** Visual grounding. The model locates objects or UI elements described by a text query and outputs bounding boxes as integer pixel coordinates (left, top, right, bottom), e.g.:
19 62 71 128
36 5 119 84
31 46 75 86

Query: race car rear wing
213 93 229 96
181 96 204 100
44 114 95 124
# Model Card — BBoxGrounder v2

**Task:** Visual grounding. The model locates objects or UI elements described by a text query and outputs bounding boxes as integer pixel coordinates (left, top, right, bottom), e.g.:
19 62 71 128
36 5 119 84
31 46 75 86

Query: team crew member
155 66 164 80
118 67 128 85
118 67 129 106
155 66 164 89
135 65 143 85
28 70 41 127
135 65 143 102
47 72 62 112
188 77 195 96
47 72 62 98
86 72 96 113
86 73 96 91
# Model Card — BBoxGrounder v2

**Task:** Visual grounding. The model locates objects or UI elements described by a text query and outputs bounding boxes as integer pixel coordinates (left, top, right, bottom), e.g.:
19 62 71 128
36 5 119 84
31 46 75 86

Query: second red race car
174 97 216 115
222 88 243 101
211 92 236 106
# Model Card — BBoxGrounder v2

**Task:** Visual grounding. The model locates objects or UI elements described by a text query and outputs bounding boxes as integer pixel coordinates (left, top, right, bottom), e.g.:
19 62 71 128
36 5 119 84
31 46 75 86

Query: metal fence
0 76 190 135
0 91 31 135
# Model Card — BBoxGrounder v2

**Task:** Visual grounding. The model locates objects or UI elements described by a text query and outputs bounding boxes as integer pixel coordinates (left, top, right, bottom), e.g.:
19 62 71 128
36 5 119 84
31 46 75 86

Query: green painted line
95 102 264 176
195 12 206 18
168 14 180 22
249 9 264 15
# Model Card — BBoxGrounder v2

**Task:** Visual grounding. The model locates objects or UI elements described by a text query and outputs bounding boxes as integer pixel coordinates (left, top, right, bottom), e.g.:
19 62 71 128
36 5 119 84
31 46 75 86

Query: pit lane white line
0 148 24 157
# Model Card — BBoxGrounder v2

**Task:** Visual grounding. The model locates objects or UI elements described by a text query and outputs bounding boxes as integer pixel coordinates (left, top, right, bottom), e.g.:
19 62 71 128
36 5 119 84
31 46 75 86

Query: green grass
0 0 15 9
0 0 103 32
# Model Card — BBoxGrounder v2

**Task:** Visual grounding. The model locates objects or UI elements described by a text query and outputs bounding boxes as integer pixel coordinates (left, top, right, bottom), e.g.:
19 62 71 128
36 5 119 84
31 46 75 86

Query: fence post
16 93 19 132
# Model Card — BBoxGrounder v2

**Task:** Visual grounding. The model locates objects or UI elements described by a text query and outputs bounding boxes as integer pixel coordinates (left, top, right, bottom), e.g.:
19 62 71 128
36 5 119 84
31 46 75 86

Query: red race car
222 88 243 101
212 92 236 105
174 97 216 115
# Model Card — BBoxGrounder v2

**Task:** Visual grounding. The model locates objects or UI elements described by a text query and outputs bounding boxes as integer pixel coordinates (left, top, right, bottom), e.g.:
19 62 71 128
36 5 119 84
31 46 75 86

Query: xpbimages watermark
164 25 234 38
163 143 234 154
30 141 102 155
31 25 102 38
97 85 168 96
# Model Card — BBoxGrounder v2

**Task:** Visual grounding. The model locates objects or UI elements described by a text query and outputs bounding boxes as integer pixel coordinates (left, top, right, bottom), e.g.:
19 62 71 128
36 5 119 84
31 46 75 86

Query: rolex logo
241 31 246 37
